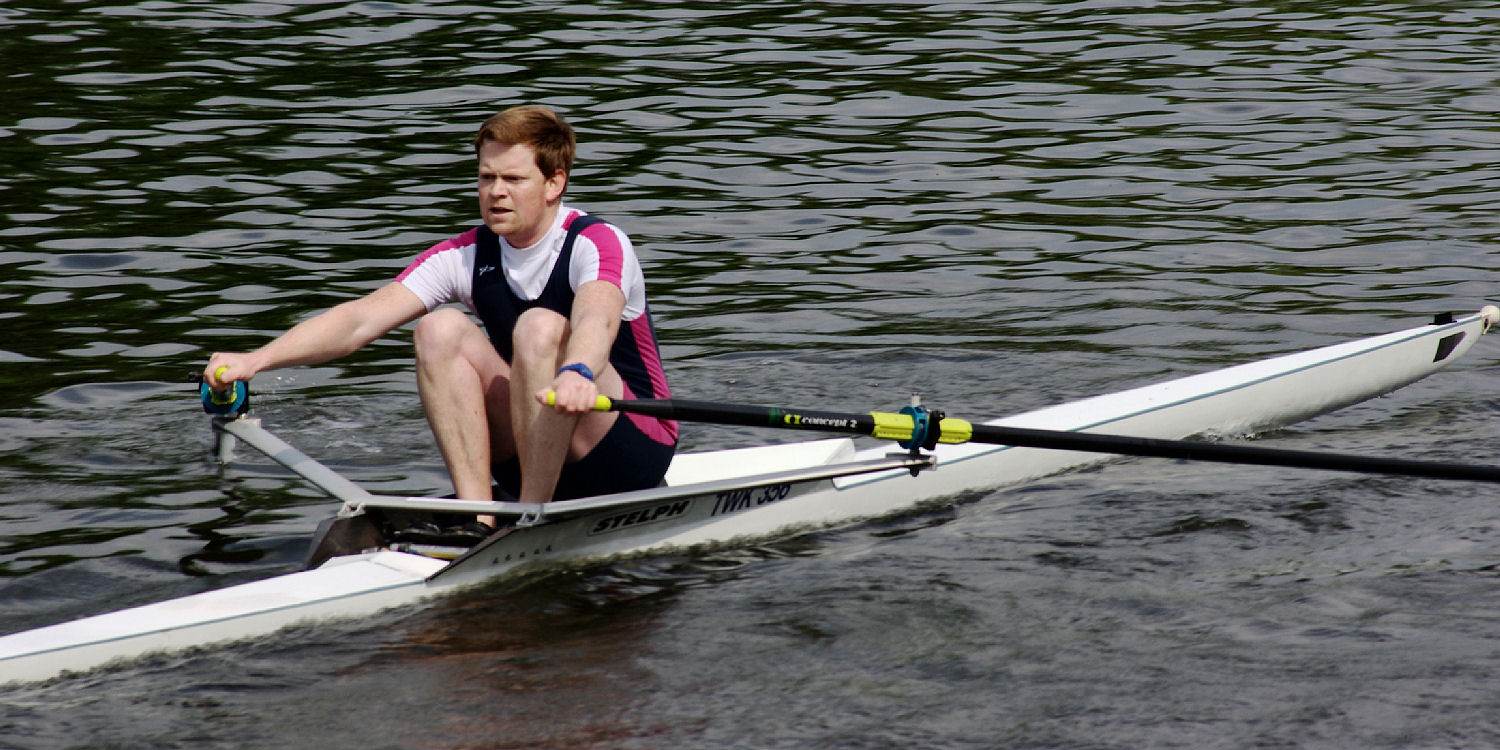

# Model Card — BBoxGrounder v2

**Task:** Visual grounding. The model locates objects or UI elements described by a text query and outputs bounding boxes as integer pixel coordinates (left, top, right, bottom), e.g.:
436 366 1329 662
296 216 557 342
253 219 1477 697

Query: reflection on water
3 1 1500 747
6 2 1498 383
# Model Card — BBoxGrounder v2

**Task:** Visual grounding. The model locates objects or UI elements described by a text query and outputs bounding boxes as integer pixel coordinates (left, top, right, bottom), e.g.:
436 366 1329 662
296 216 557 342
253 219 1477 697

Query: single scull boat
2 307 1496 684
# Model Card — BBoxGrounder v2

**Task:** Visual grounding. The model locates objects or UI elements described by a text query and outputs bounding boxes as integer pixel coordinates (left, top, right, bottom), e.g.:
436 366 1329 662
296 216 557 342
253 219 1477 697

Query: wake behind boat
2 308 1496 684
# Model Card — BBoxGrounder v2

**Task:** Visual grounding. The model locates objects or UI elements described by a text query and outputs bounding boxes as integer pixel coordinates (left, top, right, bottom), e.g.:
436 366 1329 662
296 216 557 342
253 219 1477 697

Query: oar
568 395 1500 485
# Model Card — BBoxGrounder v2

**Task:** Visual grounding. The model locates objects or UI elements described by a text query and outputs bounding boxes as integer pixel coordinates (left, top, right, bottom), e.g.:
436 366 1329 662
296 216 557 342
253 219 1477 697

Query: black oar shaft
606 398 1500 485
969 424 1500 484
609 398 878 436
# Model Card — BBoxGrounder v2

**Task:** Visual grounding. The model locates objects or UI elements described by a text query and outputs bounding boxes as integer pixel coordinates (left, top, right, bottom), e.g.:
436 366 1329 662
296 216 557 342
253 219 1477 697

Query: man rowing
203 105 677 534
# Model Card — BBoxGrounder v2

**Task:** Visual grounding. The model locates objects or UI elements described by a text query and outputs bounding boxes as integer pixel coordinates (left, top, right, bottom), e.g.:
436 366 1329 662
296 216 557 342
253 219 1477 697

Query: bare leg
509 308 623 503
510 309 575 503
414 309 512 522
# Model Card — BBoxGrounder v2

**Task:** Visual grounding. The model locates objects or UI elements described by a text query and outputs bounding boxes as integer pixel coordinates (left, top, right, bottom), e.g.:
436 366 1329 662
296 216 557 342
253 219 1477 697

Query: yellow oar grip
543 392 614 411
869 412 973 444
206 365 236 404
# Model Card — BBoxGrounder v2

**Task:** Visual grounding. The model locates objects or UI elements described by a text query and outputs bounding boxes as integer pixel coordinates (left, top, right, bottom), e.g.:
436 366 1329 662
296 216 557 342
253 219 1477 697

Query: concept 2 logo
777 412 858 430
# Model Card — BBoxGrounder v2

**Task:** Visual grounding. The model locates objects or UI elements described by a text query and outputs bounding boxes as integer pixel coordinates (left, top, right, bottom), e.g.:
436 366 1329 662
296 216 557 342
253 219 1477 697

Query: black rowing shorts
491 414 675 501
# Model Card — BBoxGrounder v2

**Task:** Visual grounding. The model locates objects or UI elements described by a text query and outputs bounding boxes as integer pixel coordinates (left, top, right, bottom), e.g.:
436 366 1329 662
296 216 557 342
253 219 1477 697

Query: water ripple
3 2 1500 744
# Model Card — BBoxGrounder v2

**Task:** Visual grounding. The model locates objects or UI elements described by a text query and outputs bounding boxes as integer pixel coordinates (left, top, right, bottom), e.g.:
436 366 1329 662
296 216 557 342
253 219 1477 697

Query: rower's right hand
541 368 599 414
203 353 257 390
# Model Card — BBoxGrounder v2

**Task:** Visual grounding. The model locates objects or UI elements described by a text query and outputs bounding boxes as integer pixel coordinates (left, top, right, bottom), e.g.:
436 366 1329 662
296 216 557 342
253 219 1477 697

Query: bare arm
542 279 626 412
204 282 428 388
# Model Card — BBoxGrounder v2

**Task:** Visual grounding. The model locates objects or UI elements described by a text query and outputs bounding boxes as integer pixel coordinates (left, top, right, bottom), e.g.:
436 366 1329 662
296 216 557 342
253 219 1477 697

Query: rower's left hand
539 370 598 414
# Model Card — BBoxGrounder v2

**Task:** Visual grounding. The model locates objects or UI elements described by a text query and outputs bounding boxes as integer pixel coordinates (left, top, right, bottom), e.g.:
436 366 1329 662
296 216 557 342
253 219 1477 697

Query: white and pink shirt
396 206 676 445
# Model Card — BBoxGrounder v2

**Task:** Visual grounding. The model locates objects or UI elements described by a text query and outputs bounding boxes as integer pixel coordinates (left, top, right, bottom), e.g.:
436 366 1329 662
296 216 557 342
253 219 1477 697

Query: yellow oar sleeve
936 417 972 444
870 412 916 441
869 412 973 444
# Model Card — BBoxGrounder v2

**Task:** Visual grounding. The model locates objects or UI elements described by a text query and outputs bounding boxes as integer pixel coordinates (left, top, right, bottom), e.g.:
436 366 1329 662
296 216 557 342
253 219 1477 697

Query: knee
511 307 567 365
413 308 473 360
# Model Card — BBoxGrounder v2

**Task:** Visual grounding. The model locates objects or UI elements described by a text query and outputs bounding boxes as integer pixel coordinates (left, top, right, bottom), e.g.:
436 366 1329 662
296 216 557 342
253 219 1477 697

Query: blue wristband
558 362 594 381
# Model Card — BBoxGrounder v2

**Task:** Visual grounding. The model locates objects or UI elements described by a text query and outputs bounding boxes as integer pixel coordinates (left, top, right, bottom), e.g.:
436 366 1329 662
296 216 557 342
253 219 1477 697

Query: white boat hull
0 551 445 681
1 309 1491 683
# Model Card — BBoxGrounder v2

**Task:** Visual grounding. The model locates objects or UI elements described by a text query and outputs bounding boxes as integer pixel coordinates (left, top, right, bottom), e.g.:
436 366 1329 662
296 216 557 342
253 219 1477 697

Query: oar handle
200 365 249 416
542 392 615 411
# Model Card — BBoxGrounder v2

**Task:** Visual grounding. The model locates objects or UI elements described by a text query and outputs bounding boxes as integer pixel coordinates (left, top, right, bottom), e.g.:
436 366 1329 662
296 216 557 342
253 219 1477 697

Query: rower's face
477 140 565 247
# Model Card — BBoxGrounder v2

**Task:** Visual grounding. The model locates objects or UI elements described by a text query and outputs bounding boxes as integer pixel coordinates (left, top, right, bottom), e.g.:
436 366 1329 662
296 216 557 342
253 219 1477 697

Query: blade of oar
576 395 1500 485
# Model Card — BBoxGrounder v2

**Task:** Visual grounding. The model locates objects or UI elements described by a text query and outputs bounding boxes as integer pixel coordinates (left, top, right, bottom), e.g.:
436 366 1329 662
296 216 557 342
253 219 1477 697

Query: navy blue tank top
469 216 674 426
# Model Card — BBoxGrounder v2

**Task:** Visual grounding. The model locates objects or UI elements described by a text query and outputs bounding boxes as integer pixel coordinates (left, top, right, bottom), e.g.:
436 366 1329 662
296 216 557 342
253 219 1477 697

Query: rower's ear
545 169 567 202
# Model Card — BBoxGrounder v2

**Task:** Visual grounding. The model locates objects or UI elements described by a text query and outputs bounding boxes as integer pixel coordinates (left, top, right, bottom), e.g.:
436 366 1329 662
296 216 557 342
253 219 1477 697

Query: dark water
4 1 1500 747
